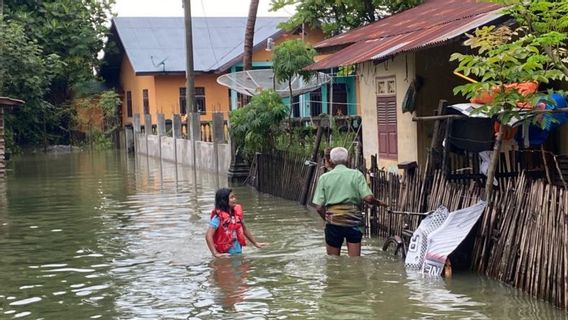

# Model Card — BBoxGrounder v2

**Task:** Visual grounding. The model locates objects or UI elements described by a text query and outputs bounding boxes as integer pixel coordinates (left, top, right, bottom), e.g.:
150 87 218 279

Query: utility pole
183 0 199 174
183 0 195 113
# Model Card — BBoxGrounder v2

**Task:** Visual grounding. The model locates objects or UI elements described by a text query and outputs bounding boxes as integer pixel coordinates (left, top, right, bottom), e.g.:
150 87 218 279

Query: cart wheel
382 236 406 259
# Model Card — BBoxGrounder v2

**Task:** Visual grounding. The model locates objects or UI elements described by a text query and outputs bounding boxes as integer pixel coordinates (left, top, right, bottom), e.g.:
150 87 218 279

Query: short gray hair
330 147 348 164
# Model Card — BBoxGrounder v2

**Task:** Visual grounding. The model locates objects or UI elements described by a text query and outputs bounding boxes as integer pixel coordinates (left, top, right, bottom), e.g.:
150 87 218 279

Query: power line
199 0 219 67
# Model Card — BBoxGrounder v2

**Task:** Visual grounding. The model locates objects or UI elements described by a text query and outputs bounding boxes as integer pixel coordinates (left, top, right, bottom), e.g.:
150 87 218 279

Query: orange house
101 17 325 126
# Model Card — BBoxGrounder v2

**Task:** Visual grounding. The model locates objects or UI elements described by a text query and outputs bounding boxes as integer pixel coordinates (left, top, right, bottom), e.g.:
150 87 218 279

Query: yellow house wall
154 75 185 118
120 57 156 126
357 54 417 170
195 74 231 120
152 73 230 121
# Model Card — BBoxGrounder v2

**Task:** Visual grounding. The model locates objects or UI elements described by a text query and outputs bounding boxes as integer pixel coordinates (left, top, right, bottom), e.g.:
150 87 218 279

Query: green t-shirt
312 164 373 207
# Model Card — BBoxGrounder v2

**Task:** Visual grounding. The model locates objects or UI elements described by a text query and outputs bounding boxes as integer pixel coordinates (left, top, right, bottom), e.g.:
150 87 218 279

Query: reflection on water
0 151 567 319
210 257 250 309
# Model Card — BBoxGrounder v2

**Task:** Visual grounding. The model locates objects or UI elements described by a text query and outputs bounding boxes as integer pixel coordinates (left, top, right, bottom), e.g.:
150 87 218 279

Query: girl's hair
215 188 233 213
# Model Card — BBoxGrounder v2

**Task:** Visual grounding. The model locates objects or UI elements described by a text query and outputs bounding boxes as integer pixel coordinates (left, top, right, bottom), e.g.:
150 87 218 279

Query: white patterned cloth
422 201 487 276
404 206 449 270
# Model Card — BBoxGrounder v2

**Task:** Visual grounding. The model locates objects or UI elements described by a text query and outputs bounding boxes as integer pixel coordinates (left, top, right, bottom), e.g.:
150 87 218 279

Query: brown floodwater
0 151 566 319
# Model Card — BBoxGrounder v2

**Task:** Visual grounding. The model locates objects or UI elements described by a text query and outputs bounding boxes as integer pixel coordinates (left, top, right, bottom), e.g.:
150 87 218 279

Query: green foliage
275 126 358 157
270 0 423 35
272 40 316 118
2 0 115 149
5 0 114 91
0 19 64 152
76 90 121 150
272 39 316 84
451 7 568 125
229 90 288 160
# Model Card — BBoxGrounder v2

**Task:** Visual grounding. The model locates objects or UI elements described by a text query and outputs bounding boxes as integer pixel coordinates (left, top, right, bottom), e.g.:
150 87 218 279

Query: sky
113 0 295 17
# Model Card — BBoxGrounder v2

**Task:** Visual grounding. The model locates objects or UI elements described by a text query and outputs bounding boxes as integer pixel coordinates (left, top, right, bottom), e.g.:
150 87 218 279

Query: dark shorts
325 224 363 248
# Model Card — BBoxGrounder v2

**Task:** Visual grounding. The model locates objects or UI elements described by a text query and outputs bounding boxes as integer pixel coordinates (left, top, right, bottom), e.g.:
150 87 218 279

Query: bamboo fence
369 167 568 310
250 149 568 310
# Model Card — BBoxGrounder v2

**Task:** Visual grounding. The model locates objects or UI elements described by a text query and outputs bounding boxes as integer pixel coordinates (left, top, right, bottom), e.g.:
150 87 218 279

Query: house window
195 87 206 113
179 87 186 114
330 83 348 116
292 95 300 118
179 87 206 113
376 77 397 159
142 89 149 114
236 92 250 108
310 90 322 116
126 91 132 117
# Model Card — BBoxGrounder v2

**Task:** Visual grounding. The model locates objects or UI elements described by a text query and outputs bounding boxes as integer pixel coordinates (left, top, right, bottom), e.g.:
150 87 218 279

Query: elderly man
312 147 386 256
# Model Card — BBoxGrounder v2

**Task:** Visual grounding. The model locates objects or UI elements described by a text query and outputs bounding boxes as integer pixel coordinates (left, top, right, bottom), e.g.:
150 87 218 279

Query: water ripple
1 152 566 319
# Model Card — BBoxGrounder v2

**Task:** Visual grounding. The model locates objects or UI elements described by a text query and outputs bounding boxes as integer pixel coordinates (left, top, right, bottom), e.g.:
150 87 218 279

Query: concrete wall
134 134 231 173
131 112 231 174
358 53 417 170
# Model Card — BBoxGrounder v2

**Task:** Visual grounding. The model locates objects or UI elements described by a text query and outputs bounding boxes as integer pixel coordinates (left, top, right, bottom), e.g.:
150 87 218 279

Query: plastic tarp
405 201 487 276
422 201 487 276
405 206 449 270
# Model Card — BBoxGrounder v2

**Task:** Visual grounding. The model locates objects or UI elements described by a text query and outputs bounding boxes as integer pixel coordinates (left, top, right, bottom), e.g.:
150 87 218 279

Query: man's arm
314 205 327 220
363 195 388 207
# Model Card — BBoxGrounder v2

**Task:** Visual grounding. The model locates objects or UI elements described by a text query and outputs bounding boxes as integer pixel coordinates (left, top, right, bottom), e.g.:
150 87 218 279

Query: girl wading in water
206 188 267 257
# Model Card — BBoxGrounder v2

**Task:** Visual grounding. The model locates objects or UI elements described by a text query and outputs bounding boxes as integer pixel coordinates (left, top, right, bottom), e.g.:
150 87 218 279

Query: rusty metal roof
307 0 504 70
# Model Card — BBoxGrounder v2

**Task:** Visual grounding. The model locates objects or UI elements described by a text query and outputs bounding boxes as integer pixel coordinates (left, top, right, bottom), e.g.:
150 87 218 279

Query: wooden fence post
299 116 329 205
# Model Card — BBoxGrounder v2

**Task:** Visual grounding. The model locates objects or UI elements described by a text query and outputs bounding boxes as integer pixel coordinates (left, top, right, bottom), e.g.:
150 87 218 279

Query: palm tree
243 0 259 71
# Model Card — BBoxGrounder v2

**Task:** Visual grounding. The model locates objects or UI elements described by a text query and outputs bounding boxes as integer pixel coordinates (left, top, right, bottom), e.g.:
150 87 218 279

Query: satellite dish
216 69 331 97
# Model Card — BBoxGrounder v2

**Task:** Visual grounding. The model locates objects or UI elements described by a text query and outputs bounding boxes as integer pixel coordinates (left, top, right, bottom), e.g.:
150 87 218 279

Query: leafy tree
451 1 567 127
450 0 568 197
0 19 64 152
5 0 114 103
2 0 114 148
272 39 316 117
229 90 288 160
271 0 423 35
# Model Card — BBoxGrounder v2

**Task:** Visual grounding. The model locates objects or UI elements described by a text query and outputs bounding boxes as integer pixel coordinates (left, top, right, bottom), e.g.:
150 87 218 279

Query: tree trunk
243 0 259 71
484 123 504 202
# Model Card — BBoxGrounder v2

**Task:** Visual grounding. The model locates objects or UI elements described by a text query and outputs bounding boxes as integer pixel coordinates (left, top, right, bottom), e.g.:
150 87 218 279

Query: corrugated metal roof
113 17 288 74
307 0 504 70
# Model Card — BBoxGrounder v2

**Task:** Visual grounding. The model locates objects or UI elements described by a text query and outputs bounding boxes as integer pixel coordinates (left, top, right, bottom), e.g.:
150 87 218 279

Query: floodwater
0 151 566 319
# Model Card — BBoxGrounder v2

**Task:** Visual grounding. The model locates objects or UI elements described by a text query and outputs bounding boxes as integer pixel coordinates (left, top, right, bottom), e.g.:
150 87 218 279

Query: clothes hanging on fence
521 93 568 146
405 206 449 270
421 201 487 276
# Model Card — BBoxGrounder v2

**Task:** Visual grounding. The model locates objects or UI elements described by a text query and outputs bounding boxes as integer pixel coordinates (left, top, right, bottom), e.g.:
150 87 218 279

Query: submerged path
0 151 565 319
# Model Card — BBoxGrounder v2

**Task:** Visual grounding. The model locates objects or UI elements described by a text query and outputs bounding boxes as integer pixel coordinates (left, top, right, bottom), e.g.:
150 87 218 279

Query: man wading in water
312 147 387 256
